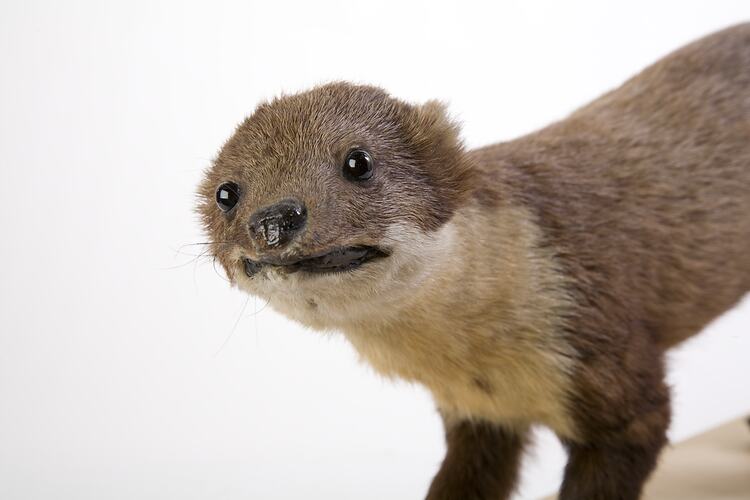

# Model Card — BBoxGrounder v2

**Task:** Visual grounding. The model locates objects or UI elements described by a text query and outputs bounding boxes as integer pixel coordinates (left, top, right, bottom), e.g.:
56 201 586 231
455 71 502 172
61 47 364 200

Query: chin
232 253 394 330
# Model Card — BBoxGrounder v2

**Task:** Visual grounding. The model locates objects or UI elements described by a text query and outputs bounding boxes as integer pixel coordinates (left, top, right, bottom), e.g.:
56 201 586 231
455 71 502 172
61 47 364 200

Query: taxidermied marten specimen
198 24 750 500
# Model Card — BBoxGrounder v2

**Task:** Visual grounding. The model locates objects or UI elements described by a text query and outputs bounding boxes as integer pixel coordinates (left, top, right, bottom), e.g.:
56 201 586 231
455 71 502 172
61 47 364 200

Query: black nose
248 198 307 248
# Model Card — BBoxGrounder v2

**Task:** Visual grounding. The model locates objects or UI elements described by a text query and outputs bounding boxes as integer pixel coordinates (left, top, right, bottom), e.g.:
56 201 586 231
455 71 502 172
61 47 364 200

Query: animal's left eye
343 149 374 181
216 182 240 212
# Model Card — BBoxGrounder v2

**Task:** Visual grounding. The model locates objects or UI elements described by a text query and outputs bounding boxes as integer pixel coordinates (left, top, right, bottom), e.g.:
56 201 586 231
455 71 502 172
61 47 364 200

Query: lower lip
243 258 263 277
242 246 387 278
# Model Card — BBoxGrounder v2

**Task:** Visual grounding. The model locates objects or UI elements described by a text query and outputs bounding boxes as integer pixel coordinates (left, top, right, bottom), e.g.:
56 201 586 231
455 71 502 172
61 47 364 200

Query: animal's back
472 23 750 348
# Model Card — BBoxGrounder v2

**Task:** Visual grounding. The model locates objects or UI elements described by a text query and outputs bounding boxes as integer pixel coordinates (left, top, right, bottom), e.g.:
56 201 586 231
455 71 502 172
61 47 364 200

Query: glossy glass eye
343 149 373 181
216 182 240 212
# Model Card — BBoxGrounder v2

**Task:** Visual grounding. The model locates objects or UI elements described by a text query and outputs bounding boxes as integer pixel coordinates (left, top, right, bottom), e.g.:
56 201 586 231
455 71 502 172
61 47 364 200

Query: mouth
242 246 388 277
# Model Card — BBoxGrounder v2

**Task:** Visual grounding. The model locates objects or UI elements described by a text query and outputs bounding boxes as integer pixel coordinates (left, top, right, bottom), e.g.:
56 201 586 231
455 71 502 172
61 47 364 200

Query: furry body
199 24 750 500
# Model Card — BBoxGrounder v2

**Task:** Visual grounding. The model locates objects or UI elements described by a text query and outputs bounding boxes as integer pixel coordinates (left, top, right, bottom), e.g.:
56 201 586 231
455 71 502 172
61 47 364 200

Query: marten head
197 82 474 329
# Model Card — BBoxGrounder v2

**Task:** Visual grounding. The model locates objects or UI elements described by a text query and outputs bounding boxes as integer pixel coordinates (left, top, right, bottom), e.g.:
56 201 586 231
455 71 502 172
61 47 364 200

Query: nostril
279 202 307 232
259 218 282 246
249 199 307 247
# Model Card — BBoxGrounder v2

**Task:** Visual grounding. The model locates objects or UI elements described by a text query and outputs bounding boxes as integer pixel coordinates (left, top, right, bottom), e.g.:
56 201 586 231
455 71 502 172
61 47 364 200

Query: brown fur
198 24 750 500
426 415 527 500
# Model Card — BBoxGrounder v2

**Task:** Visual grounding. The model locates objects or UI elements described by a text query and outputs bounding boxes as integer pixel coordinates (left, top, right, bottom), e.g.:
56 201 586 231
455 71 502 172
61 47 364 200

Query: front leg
426 414 528 500
559 436 667 500
559 363 671 500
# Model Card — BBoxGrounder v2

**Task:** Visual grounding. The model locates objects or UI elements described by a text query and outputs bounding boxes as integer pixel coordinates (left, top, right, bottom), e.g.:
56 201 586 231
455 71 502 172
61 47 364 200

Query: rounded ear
403 100 464 156
399 99 475 210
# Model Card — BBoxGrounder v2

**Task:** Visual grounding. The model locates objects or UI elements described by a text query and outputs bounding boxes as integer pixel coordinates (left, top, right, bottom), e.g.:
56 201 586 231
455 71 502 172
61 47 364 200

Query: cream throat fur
342 199 579 438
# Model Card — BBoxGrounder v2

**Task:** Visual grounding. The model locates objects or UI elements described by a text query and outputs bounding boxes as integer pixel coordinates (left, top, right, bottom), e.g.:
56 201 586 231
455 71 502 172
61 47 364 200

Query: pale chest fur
343 204 580 438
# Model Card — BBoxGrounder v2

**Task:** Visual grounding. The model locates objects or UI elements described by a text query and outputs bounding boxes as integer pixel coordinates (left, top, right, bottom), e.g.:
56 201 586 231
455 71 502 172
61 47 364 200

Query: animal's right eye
216 182 240 212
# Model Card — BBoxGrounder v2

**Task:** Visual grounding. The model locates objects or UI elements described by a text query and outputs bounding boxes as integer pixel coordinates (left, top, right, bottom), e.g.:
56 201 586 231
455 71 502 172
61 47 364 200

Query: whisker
172 240 234 255
160 248 214 271
161 240 236 271
247 295 272 316
212 256 230 283
213 294 251 356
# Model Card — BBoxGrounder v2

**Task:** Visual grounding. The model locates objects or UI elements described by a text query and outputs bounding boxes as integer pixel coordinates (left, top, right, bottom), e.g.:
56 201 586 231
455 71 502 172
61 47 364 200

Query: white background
1 1 749 499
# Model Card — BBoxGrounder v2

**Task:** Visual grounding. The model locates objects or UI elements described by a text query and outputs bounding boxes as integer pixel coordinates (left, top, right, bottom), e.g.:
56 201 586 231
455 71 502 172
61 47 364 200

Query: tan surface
543 418 750 499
